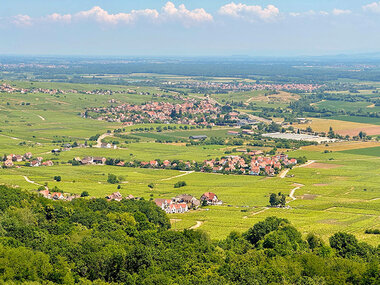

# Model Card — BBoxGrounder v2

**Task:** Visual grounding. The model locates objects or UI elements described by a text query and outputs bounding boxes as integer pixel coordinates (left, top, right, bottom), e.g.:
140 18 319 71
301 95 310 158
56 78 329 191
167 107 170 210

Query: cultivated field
1 80 380 246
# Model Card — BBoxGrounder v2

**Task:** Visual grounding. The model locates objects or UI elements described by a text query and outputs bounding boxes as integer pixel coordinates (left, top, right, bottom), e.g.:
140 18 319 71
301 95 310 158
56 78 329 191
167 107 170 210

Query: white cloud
363 1 380 13
162 2 213 25
12 15 33 26
10 2 211 27
332 9 351 16
75 6 159 25
219 2 280 21
46 13 72 23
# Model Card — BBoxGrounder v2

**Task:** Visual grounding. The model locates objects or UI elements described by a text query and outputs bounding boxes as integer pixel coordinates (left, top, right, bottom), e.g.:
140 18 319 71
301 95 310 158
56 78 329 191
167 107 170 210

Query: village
37 186 222 215
163 81 324 92
83 99 222 125
1 152 54 168
72 151 297 176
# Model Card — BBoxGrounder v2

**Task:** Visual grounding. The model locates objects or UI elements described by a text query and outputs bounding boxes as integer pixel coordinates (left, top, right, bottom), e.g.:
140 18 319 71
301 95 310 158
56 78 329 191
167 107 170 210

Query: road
95 132 113 148
287 183 304 203
297 160 315 168
161 171 194 181
278 168 290 178
23 176 48 190
189 221 203 229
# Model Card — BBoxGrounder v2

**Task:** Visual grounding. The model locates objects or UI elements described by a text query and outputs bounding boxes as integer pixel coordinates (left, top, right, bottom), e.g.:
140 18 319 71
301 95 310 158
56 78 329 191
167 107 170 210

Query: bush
53 176 61 182
107 173 119 184
81 191 89 197
174 181 187 188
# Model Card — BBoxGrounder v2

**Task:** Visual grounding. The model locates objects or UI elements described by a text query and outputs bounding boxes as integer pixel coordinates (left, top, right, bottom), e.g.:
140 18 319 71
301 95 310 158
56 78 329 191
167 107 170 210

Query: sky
1 0 380 56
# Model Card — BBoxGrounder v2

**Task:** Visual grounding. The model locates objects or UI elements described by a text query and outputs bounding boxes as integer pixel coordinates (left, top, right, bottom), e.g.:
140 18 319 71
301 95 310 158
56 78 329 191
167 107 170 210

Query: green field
330 115 380 125
1 80 380 246
341 146 380 156
314 100 380 113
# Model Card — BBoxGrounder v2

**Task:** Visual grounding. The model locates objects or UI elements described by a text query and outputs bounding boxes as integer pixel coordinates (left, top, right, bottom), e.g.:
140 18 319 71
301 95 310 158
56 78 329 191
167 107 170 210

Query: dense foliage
0 185 379 284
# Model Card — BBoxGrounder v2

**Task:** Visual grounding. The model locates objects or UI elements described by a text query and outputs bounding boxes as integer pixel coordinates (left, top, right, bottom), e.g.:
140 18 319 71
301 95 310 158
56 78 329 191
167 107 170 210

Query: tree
107 173 119 184
53 176 61 182
81 191 89 197
174 181 187 188
329 232 359 258
269 192 286 207
245 216 290 245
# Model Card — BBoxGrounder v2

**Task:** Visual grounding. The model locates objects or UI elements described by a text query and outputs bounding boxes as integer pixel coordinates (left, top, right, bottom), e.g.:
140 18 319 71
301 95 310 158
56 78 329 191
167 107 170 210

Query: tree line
0 185 378 284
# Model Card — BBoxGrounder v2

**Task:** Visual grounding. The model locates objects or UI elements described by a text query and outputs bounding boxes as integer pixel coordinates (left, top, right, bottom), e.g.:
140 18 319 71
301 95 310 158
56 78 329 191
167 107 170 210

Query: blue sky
1 1 380 56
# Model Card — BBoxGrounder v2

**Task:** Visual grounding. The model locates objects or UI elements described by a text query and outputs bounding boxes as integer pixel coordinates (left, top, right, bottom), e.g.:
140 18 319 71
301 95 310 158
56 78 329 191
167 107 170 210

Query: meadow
1 80 379 246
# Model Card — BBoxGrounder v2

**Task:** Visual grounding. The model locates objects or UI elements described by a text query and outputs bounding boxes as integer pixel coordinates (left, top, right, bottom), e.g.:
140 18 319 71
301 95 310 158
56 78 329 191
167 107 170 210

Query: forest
0 185 378 285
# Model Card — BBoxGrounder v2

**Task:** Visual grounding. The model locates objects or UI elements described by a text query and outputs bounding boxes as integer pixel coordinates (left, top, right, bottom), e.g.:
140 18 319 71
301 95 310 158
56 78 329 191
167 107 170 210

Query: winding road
190 221 203 229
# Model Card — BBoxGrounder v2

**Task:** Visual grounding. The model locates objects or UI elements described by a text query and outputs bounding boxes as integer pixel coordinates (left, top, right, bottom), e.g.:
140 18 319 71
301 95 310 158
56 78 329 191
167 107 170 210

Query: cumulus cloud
332 9 351 16
219 2 280 21
12 15 33 26
9 2 211 27
363 1 380 13
162 2 213 24
46 13 72 23
75 6 159 25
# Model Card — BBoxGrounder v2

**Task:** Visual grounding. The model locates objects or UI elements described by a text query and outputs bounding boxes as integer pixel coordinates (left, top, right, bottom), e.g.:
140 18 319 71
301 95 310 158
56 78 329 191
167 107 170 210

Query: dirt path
161 171 194 181
95 132 112 148
37 115 45 121
251 207 270 216
278 168 290 178
189 221 203 229
23 176 48 190
0 134 21 140
287 183 304 203
297 160 315 168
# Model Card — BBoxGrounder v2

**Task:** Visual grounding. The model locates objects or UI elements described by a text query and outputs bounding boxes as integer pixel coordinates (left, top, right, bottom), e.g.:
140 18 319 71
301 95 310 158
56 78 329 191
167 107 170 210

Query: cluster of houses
203 154 297 176
2 153 54 168
164 81 323 92
74 156 107 165
155 192 222 214
105 192 135 201
83 99 221 125
39 189 80 201
0 83 140 97
90 151 297 177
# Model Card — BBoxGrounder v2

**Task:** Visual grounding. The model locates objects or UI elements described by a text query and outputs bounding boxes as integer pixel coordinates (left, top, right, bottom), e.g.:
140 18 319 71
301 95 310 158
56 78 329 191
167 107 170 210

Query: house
174 194 200 209
154 198 172 210
13 155 23 162
81 156 94 165
162 160 171 168
200 192 222 205
101 142 117 149
51 192 64 200
249 166 260 175
106 192 123 201
30 160 40 167
227 131 239 136
149 160 158 167
168 203 188 214
3 160 14 168
116 161 125 166
39 189 50 198
93 157 106 164
189 135 207 140
24 152 32 159
42 160 54 166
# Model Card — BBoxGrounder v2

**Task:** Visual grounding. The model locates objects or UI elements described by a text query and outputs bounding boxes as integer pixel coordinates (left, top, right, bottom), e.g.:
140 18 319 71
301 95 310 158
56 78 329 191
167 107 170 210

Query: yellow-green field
1 81 379 246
